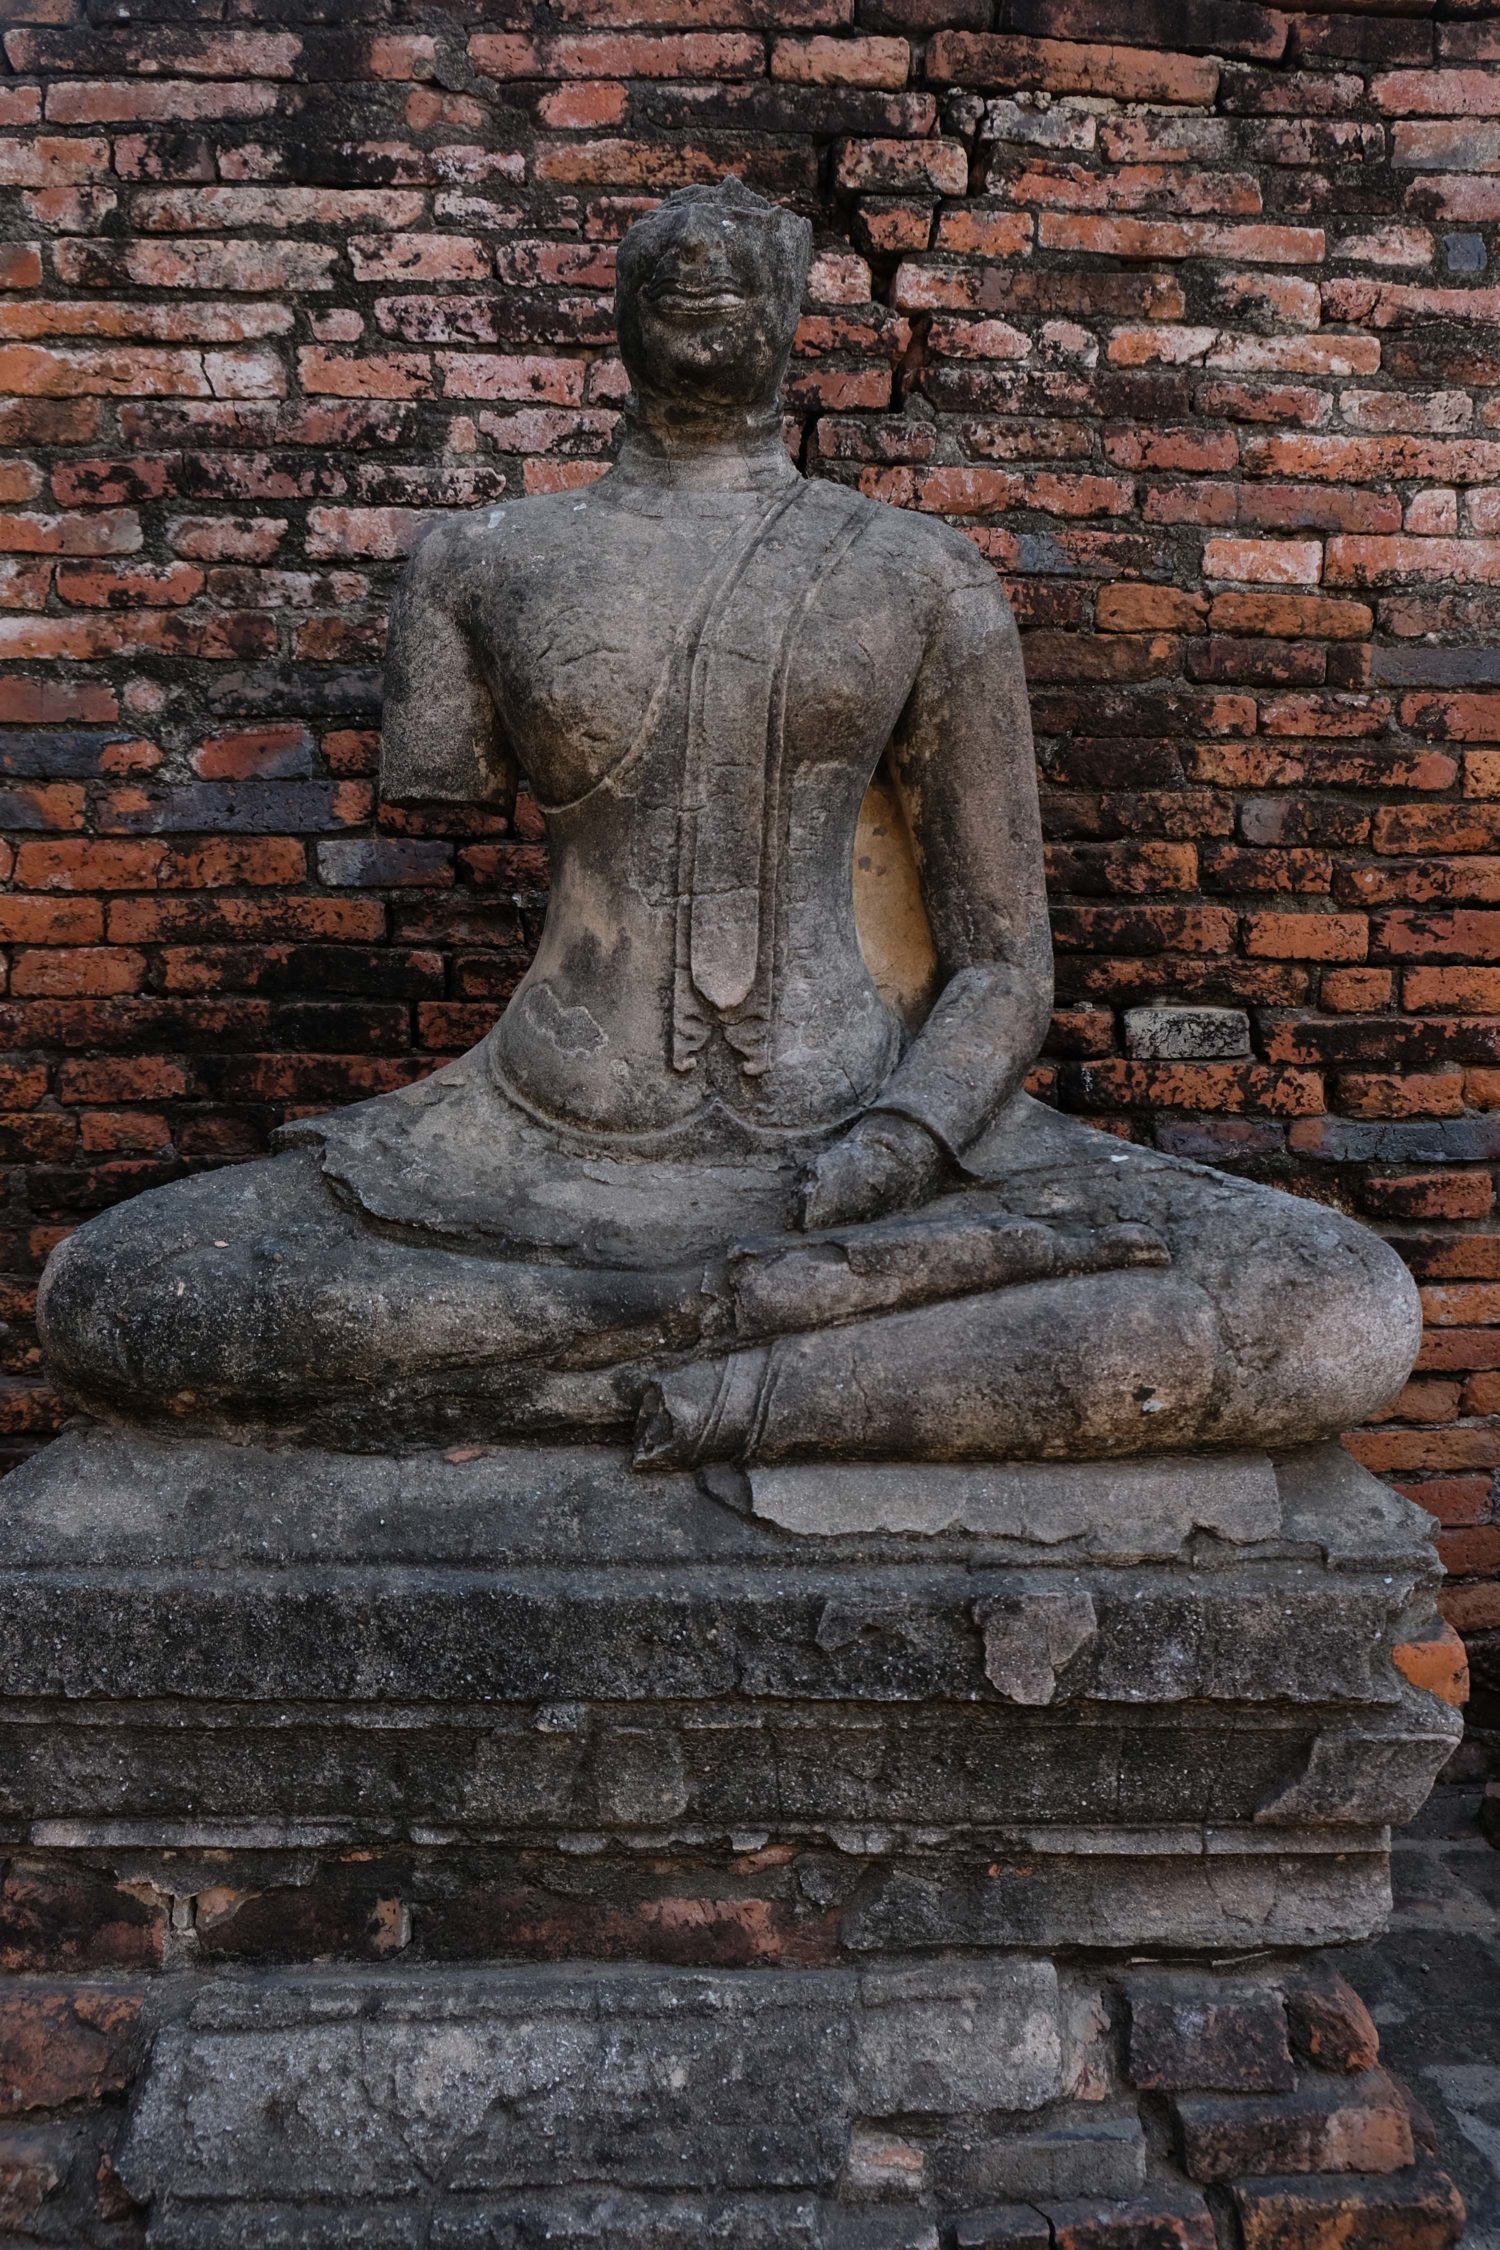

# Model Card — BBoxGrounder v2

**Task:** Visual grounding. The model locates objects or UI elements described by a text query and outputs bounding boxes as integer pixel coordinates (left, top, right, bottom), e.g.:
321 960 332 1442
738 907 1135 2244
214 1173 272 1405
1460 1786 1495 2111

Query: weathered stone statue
38 176 1418 1469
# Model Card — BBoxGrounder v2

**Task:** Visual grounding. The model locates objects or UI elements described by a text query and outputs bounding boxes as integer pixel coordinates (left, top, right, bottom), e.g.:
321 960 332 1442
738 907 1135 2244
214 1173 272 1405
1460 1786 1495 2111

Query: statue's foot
632 1384 677 1468
632 1347 774 1471
631 1128 1421 1470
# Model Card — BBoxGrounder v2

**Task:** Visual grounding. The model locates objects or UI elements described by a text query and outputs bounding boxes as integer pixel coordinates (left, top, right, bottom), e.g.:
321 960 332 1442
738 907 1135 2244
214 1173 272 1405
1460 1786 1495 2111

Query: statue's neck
615 397 797 493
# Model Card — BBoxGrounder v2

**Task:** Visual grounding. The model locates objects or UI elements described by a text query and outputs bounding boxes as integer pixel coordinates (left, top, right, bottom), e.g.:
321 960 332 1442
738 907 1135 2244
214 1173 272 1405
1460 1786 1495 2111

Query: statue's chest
480 504 919 808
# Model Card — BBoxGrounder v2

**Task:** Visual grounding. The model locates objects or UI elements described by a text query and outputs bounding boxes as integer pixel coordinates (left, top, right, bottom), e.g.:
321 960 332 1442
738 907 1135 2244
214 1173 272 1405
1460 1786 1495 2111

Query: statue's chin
635 315 779 403
650 334 749 385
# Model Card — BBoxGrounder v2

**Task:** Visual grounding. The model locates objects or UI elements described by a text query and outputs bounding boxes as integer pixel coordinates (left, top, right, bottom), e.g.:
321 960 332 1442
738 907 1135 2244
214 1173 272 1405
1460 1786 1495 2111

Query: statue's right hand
800 1110 946 1233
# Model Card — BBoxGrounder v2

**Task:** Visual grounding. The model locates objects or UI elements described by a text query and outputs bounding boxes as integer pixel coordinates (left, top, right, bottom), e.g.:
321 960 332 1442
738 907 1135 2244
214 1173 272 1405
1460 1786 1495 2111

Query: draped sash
670 477 873 1075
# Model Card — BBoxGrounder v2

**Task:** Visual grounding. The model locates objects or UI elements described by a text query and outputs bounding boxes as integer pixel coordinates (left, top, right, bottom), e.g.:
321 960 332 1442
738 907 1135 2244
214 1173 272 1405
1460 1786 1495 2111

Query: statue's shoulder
811 474 1010 624
404 487 605 587
400 502 501 596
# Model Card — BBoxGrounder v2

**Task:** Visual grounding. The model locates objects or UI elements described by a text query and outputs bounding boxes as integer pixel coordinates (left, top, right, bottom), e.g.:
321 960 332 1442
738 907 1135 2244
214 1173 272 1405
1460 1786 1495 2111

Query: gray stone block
845 1844 1392 1953
148 2194 832 2250
0 1430 1454 1954
0 1434 1439 1719
119 1965 1076 2244
943 2112 1147 2202
1373 645 1500 687
1123 1006 1252 1061
1255 1700 1463 1827
746 1451 1281 1554
851 1962 1065 2113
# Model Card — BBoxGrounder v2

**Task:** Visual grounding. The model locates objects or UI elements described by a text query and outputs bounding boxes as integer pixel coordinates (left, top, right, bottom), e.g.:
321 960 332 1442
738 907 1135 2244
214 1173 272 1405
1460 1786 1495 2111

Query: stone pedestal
0 1428 1468 2248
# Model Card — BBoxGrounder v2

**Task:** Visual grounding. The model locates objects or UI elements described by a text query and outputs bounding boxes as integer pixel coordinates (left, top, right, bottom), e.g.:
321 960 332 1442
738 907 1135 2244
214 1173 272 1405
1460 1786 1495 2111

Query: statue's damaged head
615 177 813 424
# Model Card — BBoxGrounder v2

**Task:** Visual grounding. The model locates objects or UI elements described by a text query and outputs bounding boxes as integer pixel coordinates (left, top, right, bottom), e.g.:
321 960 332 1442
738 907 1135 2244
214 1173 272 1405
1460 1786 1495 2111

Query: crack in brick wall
0 0 1497 1720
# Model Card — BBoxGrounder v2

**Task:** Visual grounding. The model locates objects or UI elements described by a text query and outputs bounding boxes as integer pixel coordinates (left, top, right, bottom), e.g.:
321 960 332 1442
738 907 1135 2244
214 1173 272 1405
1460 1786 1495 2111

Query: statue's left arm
803 575 1052 1230
380 520 517 810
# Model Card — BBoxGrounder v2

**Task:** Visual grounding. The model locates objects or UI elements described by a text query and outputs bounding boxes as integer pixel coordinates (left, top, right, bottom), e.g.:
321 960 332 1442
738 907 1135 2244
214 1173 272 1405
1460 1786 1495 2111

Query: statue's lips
646 286 748 318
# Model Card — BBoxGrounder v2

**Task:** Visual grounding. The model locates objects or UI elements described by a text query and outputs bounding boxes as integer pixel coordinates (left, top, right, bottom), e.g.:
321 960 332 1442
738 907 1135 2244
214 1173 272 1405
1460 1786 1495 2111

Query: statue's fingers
800 1156 864 1233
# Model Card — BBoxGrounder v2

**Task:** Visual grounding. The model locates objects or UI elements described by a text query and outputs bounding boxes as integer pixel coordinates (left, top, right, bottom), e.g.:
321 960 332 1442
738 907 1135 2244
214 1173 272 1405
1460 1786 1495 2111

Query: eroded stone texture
744 1452 1280 1553
1123 1976 1296 2095
1123 1007 1252 1063
0 1985 144 2115
0 1431 1467 2247
117 1964 1077 2228
975 1591 1099 1705
33 180 1419 1475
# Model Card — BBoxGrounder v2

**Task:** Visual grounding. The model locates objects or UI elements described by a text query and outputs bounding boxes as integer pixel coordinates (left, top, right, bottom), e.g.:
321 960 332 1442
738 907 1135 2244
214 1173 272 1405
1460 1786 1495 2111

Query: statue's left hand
800 1110 947 1233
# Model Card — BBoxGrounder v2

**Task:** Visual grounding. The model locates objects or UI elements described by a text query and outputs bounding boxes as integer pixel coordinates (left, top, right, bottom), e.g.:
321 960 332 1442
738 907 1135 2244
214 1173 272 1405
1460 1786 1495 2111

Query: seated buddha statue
39 178 1419 1468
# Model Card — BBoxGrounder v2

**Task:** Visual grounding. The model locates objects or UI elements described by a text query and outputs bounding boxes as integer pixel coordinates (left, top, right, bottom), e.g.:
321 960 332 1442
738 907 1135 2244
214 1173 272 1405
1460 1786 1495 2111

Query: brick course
0 0 1498 1704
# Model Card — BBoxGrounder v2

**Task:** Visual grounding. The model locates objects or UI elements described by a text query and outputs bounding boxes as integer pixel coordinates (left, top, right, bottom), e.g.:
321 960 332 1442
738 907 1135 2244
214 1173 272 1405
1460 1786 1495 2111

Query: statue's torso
452 469 979 1140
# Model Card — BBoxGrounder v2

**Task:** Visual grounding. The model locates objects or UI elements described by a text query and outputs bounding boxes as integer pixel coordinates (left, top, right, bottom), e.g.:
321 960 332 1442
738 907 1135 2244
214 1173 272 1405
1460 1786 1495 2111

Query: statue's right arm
380 520 518 810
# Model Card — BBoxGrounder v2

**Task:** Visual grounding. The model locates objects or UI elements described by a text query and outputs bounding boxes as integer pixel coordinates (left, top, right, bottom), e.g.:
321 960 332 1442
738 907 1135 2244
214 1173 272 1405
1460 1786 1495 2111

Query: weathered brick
772 34 908 83
1204 538 1323 588
0 1861 167 1974
136 186 424 232
926 33 1220 103
1097 585 1208 633
1041 215 1324 265
1297 16 1431 67
9 28 300 77
1172 2070 1415 2185
1206 590 1371 640
1244 913 1367 962
955 2208 1051 2250
836 136 967 194
1229 2165 1465 2250
1283 1966 1381 2076
0 1985 145 2112
45 78 284 126
1046 2189 1216 2250
1124 1977 1295 2093
1392 1622 1471 1708
0 2128 65 2233
1328 537 1500 588
1008 0 1286 62
1362 1171 1495 1221
471 30 765 77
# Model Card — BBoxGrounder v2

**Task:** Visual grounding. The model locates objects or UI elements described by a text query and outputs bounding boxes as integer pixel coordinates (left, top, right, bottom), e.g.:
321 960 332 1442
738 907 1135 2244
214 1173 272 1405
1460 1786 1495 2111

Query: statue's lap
37 1064 1418 1462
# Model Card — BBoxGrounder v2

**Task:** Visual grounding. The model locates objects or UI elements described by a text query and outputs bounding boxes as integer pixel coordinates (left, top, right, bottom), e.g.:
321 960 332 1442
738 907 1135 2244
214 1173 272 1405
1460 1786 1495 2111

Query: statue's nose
660 225 732 282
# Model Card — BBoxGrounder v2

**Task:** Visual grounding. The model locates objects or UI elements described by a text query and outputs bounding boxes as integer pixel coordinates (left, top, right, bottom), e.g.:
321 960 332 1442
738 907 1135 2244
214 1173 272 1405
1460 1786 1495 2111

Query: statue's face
616 188 810 417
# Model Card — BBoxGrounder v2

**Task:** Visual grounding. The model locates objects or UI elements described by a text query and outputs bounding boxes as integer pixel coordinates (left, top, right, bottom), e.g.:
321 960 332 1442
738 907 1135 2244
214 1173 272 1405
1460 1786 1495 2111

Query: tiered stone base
0 1428 1469 2248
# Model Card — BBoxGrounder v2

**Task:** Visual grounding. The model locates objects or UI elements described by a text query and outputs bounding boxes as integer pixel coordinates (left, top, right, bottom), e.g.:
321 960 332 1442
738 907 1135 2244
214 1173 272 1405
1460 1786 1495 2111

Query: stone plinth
0 1429 1467 2247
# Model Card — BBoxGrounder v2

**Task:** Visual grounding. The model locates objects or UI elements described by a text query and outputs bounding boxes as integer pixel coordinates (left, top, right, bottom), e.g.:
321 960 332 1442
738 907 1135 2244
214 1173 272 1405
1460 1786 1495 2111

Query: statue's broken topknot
626 173 813 258
661 174 786 213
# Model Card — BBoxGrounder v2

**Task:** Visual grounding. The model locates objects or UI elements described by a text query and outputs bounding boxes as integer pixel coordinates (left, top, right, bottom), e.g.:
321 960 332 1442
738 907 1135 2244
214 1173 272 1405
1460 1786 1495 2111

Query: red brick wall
1 0 1498 1682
